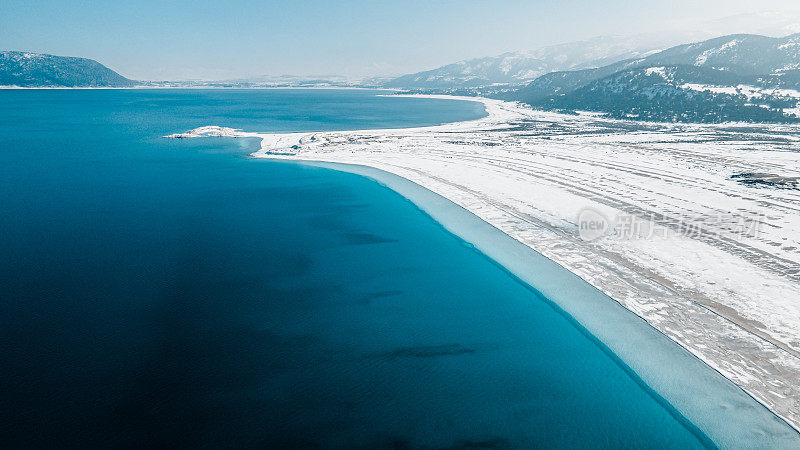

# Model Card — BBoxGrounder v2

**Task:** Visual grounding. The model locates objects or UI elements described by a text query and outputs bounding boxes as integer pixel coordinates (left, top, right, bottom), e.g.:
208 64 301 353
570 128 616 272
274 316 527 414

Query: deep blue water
0 89 710 448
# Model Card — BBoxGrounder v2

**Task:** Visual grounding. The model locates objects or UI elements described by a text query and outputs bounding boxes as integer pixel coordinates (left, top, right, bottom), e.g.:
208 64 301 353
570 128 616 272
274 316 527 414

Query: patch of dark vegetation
730 172 800 190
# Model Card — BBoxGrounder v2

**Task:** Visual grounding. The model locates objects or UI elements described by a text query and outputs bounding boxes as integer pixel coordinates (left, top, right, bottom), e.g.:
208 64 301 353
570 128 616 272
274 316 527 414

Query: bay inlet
1 89 797 448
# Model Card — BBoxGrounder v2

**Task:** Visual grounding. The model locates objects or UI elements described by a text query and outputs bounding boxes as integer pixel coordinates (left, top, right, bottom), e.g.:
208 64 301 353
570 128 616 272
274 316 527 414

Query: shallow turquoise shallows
0 89 795 448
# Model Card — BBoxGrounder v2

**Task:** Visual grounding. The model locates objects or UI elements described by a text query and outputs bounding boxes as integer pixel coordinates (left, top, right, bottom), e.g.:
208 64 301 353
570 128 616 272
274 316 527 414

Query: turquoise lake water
0 89 777 448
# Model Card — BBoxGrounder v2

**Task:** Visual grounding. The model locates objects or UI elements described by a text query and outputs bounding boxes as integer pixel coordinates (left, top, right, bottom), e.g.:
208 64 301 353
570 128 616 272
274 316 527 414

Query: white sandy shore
166 95 800 434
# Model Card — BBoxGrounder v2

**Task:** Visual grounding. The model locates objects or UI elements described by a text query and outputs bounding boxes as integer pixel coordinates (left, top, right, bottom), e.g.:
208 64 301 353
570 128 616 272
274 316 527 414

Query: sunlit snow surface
169 96 800 430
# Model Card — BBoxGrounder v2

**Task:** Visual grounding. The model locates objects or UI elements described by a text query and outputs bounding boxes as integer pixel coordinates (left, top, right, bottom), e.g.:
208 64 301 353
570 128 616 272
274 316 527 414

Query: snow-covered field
167 96 800 430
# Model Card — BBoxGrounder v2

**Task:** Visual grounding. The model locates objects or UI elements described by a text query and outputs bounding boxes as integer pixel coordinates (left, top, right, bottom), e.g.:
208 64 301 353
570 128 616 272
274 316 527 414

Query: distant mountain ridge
383 36 668 89
0 51 135 87
509 33 800 123
384 11 800 91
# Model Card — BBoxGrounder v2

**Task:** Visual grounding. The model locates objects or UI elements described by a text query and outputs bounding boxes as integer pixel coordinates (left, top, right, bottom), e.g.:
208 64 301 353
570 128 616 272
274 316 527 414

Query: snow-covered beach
167 95 800 433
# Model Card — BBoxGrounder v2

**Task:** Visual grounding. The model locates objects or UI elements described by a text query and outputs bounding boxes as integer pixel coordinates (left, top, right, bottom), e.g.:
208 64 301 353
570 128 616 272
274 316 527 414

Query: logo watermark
576 208 610 241
576 207 764 242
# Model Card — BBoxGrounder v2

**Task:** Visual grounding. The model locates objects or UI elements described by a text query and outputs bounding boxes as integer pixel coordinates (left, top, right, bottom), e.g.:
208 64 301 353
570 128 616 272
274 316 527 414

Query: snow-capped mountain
383 36 670 89
384 11 800 91
643 33 800 74
511 33 800 123
0 51 135 87
532 66 797 123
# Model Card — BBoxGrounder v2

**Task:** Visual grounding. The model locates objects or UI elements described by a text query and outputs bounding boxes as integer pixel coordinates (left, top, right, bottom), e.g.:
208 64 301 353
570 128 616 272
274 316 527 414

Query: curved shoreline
291 159 800 448
166 93 800 444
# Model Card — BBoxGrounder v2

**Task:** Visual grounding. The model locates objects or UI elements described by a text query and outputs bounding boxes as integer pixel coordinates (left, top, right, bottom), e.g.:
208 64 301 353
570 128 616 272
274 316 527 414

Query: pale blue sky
1 0 798 80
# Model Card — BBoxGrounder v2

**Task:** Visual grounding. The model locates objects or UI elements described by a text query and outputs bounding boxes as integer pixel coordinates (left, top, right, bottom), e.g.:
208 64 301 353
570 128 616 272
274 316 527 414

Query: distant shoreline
0 85 397 90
